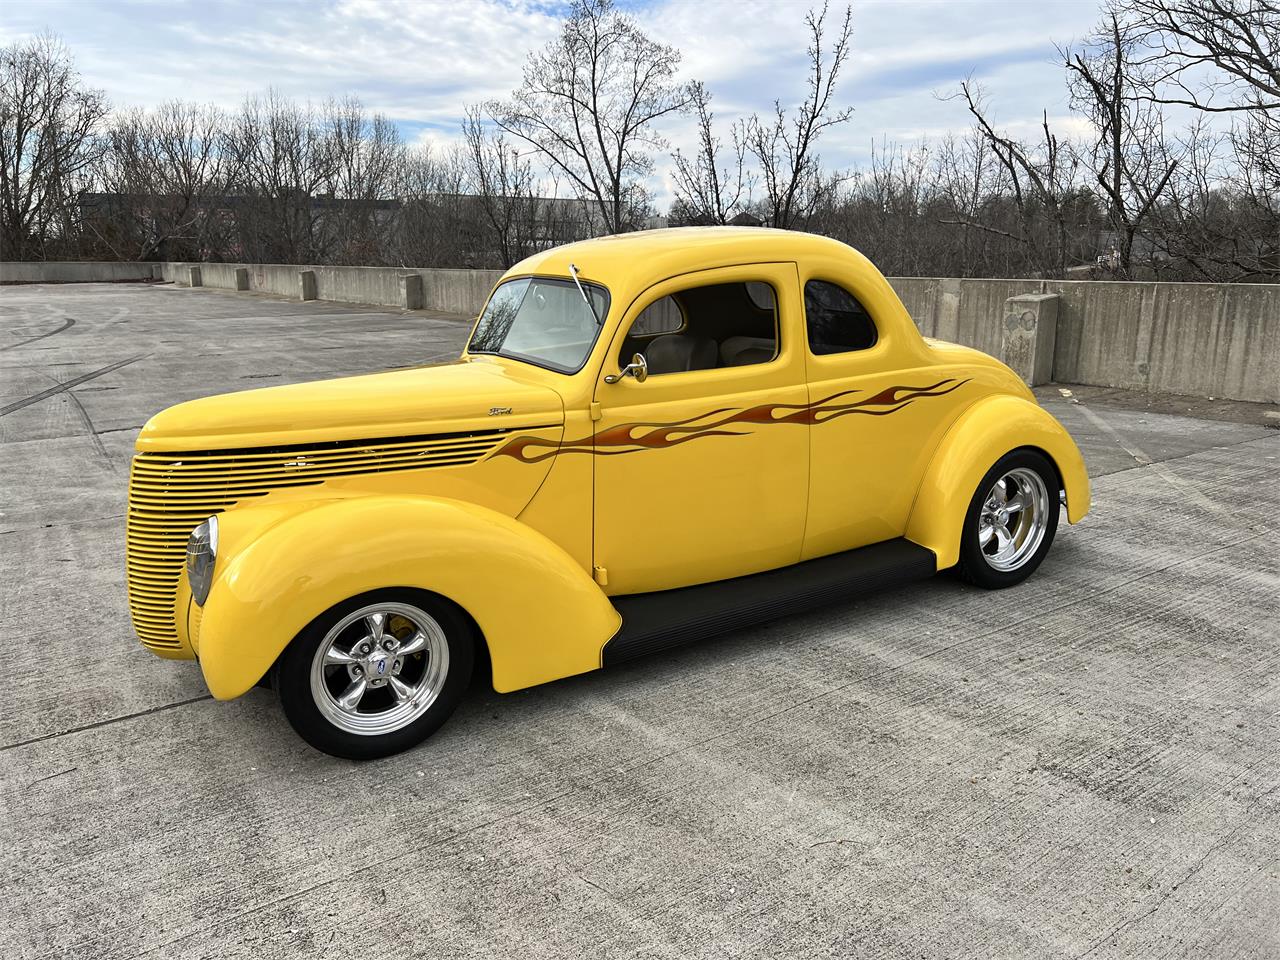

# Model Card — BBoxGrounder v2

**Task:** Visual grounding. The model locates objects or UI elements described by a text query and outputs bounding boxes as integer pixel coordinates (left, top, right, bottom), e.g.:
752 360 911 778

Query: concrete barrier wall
1 261 159 283
155 262 505 316
888 277 1280 404
1044 279 1280 404
5 260 1276 403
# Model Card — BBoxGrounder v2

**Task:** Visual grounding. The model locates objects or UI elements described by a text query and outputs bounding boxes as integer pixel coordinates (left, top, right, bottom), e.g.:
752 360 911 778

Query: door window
619 281 779 375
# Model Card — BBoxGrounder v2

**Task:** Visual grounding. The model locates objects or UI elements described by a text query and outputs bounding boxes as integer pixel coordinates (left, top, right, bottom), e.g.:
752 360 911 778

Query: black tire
276 588 474 760
956 449 1060 590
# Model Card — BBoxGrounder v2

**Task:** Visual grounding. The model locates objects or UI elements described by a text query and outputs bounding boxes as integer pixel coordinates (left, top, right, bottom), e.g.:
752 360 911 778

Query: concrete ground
1 282 1277 959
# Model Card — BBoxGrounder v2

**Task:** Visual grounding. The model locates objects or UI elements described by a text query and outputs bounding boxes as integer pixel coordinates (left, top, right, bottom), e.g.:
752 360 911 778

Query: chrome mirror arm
605 352 648 384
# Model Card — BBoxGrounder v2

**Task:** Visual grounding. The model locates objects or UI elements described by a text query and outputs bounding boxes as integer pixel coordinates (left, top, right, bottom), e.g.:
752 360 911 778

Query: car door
592 263 809 596
800 271 969 560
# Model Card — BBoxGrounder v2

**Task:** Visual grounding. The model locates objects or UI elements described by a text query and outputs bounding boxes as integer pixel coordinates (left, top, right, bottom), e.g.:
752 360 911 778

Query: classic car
126 228 1089 758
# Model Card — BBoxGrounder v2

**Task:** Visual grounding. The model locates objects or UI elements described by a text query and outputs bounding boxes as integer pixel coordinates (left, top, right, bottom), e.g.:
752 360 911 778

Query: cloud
1 0 1105 203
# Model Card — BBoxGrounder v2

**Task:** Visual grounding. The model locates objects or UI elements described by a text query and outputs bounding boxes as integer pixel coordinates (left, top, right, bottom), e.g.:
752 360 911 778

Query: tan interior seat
719 335 776 367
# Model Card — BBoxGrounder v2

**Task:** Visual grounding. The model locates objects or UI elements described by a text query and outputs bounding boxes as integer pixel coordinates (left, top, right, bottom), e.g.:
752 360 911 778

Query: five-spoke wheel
310 602 450 737
958 450 1060 588
276 590 473 759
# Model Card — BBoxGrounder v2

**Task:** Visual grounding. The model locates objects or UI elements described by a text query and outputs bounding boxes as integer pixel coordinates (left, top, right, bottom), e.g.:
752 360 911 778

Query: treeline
1 0 1276 281
0 41 586 269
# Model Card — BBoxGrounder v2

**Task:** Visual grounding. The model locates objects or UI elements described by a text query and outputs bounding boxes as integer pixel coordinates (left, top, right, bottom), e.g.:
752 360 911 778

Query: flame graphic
494 378 970 464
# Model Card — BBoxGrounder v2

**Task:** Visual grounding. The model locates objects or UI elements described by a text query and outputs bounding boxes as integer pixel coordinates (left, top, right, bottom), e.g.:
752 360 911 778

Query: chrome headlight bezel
186 515 219 606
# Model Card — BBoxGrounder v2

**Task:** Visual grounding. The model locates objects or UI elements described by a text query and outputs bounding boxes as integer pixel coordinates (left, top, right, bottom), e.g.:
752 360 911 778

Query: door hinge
589 401 602 421
592 565 609 586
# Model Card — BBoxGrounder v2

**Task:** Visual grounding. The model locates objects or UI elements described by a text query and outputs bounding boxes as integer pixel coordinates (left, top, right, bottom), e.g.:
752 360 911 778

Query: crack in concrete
0 695 212 753
1088 431 1280 480
1076 782 1280 958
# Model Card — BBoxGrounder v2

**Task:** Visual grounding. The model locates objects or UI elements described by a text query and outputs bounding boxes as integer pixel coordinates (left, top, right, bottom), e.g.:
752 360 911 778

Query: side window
619 281 779 375
631 295 683 336
804 280 877 355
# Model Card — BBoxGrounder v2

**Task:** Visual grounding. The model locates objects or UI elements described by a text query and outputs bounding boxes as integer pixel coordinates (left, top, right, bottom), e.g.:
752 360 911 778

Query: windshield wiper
569 263 601 325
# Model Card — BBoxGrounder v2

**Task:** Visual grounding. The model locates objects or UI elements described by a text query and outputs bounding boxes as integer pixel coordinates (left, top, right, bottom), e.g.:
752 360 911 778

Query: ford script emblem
489 406 513 416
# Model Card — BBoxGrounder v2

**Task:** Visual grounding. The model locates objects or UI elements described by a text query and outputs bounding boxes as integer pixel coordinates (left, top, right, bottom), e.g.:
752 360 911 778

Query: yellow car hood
136 359 565 452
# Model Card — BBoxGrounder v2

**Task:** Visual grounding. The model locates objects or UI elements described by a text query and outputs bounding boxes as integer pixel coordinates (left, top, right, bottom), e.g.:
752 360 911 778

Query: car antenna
569 263 600 325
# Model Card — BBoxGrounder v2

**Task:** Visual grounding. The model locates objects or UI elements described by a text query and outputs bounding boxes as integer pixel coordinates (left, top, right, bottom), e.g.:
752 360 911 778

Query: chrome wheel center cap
996 508 1009 525
351 649 401 687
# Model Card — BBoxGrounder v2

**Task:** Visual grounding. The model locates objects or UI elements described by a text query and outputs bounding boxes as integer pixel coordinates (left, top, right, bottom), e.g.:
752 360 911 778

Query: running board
603 538 937 667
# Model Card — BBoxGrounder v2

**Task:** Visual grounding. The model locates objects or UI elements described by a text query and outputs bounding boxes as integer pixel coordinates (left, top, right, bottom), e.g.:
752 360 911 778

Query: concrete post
235 268 250 291
1001 293 1059 386
151 264 164 280
188 266 202 288
935 278 963 343
299 270 317 301
400 274 424 310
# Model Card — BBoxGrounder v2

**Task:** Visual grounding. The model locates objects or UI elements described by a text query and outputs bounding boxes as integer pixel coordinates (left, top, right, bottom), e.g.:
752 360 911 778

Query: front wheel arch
271 585 490 692
196 495 620 701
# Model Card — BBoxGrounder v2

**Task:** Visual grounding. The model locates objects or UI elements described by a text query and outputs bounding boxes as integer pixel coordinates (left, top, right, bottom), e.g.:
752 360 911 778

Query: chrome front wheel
309 602 450 737
277 589 474 759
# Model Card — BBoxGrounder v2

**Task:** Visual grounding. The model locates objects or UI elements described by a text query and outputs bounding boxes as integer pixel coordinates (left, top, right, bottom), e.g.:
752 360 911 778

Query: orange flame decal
493 379 969 463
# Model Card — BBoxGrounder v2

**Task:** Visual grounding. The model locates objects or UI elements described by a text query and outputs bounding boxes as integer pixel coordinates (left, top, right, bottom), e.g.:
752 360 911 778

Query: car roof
506 227 866 299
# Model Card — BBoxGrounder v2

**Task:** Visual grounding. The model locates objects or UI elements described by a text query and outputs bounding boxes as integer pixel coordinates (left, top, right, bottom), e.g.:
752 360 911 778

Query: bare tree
1063 13 1180 276
93 101 233 260
1118 0 1279 112
1116 0 1279 278
224 91 341 263
463 106 546 268
0 33 108 259
486 0 691 234
669 81 750 225
945 81 1084 277
322 97 404 265
746 2 854 229
392 143 481 268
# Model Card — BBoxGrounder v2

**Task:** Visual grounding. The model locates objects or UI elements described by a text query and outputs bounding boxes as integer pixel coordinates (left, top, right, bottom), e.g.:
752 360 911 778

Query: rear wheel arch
904 394 1088 569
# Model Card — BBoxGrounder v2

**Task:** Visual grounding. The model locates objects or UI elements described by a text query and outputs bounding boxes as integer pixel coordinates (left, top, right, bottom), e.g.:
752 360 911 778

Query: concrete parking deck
1 282 1277 959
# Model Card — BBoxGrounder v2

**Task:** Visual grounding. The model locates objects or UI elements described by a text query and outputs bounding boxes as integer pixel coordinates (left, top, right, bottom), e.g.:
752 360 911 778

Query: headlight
186 516 218 606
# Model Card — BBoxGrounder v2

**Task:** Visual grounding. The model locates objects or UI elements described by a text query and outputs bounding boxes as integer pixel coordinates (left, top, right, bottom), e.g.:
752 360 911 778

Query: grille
125 429 514 651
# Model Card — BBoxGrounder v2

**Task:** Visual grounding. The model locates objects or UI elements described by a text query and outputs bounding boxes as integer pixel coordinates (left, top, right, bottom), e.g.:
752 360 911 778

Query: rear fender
197 496 620 700
905 395 1089 569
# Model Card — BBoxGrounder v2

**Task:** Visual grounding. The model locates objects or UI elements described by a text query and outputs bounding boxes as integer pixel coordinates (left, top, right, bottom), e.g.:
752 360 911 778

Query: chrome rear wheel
977 466 1051 573
958 450 1060 589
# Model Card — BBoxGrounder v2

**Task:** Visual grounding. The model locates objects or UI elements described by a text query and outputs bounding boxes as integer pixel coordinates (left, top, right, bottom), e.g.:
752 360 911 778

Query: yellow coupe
126 228 1089 758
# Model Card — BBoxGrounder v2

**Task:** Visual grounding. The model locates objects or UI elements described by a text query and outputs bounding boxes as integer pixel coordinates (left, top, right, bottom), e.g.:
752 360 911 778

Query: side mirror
605 352 648 384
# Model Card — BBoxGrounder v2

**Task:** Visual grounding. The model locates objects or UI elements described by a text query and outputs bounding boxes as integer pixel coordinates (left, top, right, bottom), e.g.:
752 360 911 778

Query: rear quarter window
804 280 878 355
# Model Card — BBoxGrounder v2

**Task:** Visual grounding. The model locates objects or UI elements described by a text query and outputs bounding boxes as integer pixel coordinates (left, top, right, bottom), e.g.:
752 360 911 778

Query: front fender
905 395 1090 570
198 496 620 700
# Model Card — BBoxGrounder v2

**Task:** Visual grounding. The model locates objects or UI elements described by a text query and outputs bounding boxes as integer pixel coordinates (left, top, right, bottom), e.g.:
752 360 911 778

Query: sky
1 0 1108 205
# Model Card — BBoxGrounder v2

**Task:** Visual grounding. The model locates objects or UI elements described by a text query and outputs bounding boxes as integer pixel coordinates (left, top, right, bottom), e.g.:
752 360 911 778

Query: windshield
468 277 610 374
